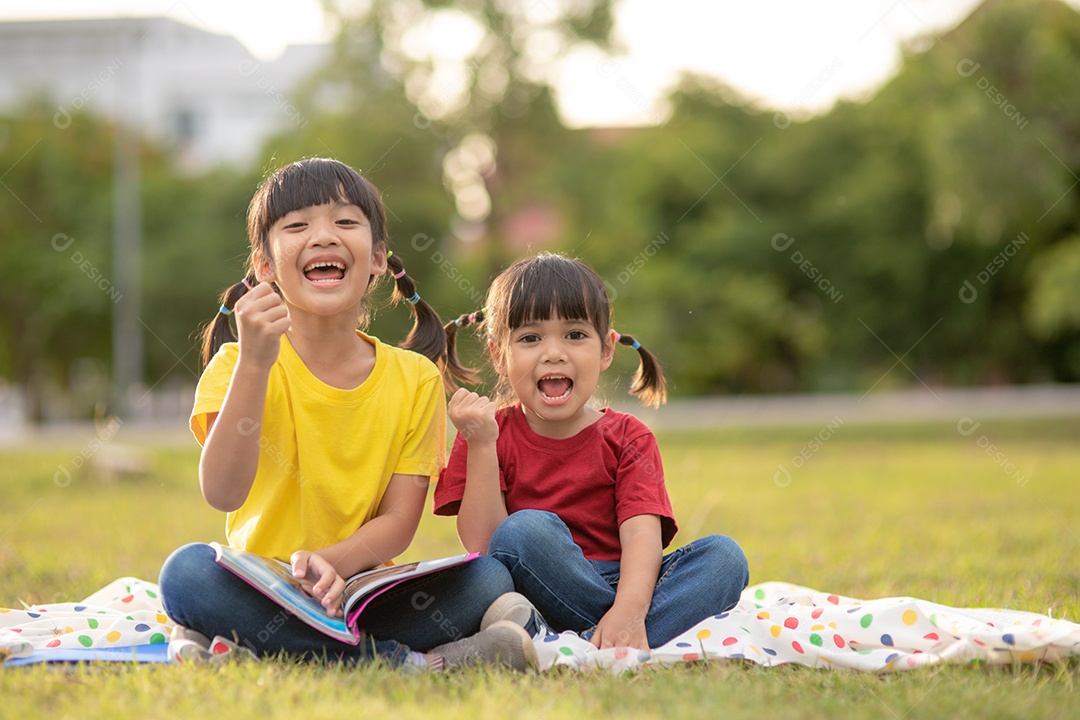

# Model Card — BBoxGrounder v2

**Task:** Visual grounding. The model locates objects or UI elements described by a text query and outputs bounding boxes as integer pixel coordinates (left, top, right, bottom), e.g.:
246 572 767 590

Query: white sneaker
168 626 255 664
481 592 553 639
167 626 213 664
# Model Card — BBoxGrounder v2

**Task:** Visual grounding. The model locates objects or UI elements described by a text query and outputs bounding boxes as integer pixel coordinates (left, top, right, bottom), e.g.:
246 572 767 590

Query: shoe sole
481 592 536 632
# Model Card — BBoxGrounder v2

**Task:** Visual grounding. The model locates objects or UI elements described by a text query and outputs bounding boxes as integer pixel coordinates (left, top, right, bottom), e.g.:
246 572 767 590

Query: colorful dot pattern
530 581 1080 674
4 578 1079 672
1 577 175 662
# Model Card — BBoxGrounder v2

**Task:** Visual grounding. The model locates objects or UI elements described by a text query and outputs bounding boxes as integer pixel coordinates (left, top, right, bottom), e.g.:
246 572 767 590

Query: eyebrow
283 202 364 217
515 318 591 330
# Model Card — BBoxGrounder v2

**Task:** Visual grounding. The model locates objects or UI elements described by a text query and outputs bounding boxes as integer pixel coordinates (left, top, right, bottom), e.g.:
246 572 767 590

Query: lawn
1 415 1078 719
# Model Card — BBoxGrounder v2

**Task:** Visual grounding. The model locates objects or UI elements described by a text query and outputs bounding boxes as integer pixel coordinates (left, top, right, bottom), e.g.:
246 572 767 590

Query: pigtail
199 276 255 367
615 332 668 408
444 308 487 386
386 251 466 386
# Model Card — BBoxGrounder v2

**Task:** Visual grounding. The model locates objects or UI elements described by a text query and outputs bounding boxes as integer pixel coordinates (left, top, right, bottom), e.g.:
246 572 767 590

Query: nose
539 337 567 363
308 216 340 246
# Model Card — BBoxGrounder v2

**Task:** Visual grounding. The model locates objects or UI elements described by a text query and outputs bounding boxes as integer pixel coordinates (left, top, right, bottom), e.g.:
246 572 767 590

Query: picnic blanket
0 577 173 665
536 581 1080 673
3 578 1079 672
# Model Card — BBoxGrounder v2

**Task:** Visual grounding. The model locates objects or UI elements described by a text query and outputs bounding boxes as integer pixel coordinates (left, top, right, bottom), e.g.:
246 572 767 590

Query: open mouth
538 375 573 401
303 259 346 283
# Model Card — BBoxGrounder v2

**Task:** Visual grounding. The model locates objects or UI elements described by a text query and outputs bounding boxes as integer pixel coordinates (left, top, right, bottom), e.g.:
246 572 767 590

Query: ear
600 329 616 371
371 245 388 276
488 340 507 377
253 253 275 283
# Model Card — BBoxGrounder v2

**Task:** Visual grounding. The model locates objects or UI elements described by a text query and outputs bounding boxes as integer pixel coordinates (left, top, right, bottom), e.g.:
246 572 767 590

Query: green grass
2 417 1079 719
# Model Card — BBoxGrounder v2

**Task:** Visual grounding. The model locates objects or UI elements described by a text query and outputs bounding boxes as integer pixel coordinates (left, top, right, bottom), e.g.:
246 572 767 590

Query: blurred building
0 17 328 169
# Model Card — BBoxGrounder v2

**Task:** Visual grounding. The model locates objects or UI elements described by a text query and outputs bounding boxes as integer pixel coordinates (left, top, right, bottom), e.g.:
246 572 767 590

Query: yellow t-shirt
190 331 446 562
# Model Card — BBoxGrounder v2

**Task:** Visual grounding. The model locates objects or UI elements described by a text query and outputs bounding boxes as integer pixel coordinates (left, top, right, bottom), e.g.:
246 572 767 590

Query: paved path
1 384 1078 448
622 383 1080 430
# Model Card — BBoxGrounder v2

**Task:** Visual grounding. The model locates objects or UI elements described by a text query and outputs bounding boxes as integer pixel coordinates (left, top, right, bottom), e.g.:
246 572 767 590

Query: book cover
210 542 477 645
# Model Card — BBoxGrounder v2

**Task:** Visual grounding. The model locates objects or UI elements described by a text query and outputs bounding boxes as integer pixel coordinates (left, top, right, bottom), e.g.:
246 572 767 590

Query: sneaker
426 620 538 672
168 626 256 664
481 592 553 639
207 634 257 662
167 626 213 664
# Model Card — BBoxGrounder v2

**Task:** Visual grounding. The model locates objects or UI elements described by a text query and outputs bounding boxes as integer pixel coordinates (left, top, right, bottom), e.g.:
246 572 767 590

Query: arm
199 283 291 511
591 514 662 650
291 471 428 615
448 388 508 553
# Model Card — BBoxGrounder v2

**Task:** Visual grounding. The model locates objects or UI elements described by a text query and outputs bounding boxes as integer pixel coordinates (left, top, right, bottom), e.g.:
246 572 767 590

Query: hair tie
386 250 394 258
630 339 641 350
241 278 251 290
393 268 407 279
613 332 621 342
219 304 233 316
406 292 421 305
454 317 463 326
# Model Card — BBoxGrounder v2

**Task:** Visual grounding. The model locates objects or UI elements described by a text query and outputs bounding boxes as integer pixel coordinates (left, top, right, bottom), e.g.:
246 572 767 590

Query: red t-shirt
433 405 678 561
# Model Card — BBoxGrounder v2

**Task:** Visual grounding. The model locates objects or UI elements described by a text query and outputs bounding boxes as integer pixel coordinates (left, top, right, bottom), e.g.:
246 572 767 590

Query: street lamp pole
111 25 143 419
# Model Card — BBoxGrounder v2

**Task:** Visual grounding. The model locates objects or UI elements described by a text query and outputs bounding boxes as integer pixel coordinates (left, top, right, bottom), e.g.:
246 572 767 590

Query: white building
0 17 328 168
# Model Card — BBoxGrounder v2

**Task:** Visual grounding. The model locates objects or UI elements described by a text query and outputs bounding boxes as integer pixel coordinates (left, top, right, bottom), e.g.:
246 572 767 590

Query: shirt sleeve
394 367 447 480
432 431 468 515
189 343 239 446
614 429 679 548
432 426 512 516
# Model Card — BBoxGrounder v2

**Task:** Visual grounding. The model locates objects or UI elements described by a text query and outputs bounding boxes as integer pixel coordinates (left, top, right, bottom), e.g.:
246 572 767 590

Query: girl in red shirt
434 253 749 649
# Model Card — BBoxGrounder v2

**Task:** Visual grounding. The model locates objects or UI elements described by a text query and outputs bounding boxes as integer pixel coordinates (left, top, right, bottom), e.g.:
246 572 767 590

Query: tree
0 101 252 421
0 101 116 421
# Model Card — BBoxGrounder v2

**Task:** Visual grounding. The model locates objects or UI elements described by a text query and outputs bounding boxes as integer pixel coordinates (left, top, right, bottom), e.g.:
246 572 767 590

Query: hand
591 604 650 651
291 550 346 617
448 388 499 445
234 282 290 370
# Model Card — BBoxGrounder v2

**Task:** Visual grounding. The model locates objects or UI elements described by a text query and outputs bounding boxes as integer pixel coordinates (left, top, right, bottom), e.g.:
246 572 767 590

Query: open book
211 542 478 645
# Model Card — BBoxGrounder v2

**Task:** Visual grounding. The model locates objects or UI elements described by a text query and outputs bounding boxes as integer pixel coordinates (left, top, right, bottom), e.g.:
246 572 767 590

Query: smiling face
258 201 387 320
483 254 618 438
246 159 390 326
500 315 615 437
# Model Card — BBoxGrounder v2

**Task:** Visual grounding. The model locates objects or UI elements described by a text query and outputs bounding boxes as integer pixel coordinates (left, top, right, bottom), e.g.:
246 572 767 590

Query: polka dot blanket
534 581 1080 673
3 579 1078 671
1 578 173 664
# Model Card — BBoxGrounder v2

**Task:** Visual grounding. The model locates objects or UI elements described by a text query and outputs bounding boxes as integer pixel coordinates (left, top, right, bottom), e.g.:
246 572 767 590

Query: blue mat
5 643 170 667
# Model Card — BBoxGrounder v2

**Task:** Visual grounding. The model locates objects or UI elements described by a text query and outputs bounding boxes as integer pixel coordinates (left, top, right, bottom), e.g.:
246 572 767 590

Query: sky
2 0 1075 126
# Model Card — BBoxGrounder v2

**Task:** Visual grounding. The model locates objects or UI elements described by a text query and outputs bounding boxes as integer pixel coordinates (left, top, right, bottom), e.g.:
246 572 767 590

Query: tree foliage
1 0 1078 420
558 0 1080 392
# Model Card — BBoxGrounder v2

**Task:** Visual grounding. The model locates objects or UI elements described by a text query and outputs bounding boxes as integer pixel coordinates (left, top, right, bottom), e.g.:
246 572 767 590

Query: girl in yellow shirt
158 158 534 671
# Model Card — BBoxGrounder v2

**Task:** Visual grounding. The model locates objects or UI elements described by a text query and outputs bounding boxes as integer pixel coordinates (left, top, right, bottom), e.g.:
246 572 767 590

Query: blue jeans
158 543 514 664
487 510 749 648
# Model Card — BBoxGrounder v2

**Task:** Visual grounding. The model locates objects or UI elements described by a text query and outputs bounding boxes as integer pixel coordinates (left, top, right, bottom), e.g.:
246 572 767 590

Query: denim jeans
487 510 749 648
158 543 514 664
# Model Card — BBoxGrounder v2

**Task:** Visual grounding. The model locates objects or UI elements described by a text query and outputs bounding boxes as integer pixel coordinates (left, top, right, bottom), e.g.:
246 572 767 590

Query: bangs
503 255 610 331
249 158 386 245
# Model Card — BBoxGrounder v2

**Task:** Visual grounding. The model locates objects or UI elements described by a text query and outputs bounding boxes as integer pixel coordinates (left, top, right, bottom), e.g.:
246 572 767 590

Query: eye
336 218 360 225
283 221 307 230
516 333 540 344
567 330 588 340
